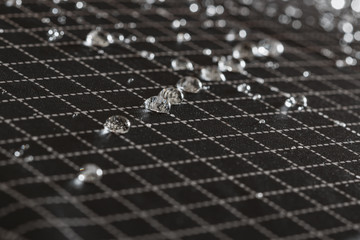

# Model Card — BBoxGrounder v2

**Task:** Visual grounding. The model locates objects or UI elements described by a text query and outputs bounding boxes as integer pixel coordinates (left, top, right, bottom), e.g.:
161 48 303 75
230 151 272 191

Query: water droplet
259 119 266 124
146 35 156 43
103 115 131 134
76 1 86 9
145 123 152 127
14 144 30 158
303 71 311 77
5 0 22 7
218 56 246 72
159 87 184 105
202 48 212 55
177 32 191 43
176 77 202 93
140 51 155 60
252 94 262 100
57 16 67 25
127 78 134 84
84 29 111 47
285 95 307 109
72 112 79 118
77 164 103 182
47 28 64 42
334 120 346 127
237 83 251 94
189 2 199 12
144 96 171 114
255 192 263 199
232 42 259 59
172 19 187 29
171 57 194 71
41 17 51 24
225 28 247 41
257 38 284 57
265 61 279 69
200 66 226 81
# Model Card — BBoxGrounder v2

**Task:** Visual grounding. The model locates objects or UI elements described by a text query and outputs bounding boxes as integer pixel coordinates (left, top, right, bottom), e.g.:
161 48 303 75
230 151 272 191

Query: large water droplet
237 83 251 94
47 28 64 42
159 87 184 105
176 77 202 93
171 57 194 71
177 32 191 43
200 66 226 81
218 56 246 72
103 115 131 134
257 38 284 57
232 42 259 59
144 96 171 114
84 29 111 47
77 164 103 182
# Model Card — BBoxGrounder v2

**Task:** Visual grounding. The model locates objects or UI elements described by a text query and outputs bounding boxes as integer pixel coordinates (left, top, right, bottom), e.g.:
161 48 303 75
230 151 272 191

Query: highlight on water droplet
176 76 203 93
158 87 184 105
77 164 103 182
103 115 131 134
284 95 307 110
140 50 155 60
144 96 171 114
252 94 262 100
14 144 30 158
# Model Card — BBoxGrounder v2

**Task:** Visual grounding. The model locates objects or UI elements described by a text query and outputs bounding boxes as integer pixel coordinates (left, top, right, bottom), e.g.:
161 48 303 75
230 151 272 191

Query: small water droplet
41 17 51 24
255 192 263 199
303 71 311 77
145 123 152 127
177 32 191 43
76 1 86 9
103 115 131 134
284 95 307 109
334 120 346 127
218 56 246 72
159 87 184 105
72 112 79 118
172 19 187 29
237 83 251 94
14 144 30 158
257 38 284 57
252 94 262 100
225 28 247 41
47 28 64 42
57 16 67 25
202 48 212 55
144 96 171 114
140 51 155 60
265 61 279 69
127 78 134 84
176 77 202 93
77 164 103 182
232 42 259 59
171 57 194 71
146 35 156 43
5 0 22 7
84 29 111 47
200 66 226 81
259 119 266 124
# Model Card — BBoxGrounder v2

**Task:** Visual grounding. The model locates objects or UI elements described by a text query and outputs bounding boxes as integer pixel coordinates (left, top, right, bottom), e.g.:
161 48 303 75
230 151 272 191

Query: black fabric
1 0 360 239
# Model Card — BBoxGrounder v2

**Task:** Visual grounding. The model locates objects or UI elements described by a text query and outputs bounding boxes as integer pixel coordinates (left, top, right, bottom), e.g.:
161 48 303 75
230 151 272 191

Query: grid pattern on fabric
1 0 360 240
